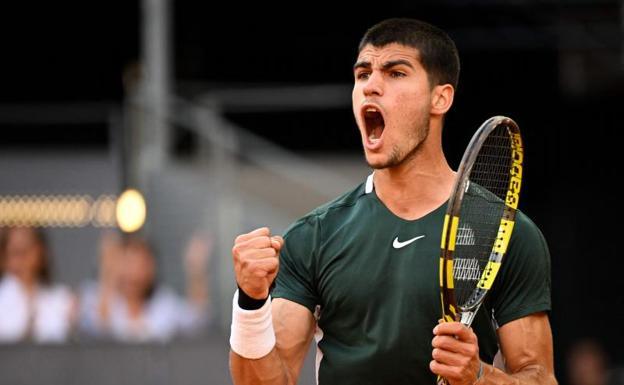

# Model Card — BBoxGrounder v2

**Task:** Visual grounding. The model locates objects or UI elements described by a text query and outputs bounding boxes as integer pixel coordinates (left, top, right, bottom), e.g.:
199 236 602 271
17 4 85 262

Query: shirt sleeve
271 214 320 313
487 210 552 327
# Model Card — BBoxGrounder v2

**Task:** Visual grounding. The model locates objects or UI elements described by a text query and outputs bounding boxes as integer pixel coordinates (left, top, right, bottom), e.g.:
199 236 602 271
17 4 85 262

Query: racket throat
459 304 481 326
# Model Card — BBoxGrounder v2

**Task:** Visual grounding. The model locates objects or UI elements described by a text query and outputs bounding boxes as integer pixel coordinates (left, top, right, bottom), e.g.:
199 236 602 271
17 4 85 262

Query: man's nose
362 72 383 97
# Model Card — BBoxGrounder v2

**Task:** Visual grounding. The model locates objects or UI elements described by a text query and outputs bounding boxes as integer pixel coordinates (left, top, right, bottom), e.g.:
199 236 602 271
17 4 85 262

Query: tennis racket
437 116 523 384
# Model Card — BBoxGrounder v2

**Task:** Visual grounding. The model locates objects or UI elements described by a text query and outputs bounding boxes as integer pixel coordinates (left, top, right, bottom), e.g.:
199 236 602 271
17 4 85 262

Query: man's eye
390 71 406 78
356 72 370 80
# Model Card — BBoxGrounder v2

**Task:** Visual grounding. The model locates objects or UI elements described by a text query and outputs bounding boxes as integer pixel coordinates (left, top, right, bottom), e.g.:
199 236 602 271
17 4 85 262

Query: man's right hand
232 227 284 300
230 228 314 385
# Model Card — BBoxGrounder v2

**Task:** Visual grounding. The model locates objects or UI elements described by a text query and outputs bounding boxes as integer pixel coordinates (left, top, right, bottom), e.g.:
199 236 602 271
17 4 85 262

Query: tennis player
229 18 556 385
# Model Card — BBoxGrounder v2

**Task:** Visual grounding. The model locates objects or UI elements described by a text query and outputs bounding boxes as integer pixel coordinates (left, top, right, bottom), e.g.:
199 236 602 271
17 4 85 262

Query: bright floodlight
116 189 146 233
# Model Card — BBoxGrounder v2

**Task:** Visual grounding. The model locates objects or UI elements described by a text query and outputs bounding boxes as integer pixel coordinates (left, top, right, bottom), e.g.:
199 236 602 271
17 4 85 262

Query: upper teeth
365 107 378 113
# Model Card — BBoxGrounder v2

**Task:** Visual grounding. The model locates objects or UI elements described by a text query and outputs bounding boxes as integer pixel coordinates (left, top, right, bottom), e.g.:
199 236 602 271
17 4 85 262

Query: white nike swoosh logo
392 235 426 249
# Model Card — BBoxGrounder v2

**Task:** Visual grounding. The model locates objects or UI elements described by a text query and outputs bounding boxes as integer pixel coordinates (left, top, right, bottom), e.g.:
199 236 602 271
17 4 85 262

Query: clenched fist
232 227 284 300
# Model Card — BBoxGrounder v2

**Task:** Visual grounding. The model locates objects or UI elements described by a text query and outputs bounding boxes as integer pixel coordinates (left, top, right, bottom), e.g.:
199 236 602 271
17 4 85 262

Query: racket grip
436 374 450 385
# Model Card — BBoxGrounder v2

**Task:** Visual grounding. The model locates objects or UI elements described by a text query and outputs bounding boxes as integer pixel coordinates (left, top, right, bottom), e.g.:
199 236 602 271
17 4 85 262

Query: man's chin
365 154 391 170
367 161 388 170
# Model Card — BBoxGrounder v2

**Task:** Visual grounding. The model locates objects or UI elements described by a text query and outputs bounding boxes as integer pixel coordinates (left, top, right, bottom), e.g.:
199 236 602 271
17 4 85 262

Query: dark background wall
1 2 622 384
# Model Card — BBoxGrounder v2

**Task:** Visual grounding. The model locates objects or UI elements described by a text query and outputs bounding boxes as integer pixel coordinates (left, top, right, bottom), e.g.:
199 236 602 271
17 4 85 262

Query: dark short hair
358 18 460 89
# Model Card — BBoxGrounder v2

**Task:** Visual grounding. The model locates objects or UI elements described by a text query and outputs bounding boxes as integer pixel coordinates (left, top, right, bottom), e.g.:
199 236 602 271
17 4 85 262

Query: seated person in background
0 227 75 343
78 231 124 338
79 232 212 342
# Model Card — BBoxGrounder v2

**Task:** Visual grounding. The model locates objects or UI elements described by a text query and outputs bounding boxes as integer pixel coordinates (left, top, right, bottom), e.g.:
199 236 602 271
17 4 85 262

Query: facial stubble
366 113 431 170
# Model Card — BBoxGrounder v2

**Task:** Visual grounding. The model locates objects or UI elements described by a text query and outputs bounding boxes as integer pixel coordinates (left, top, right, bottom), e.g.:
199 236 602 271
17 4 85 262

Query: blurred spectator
79 231 212 342
0 227 75 343
0 228 4 275
78 231 124 338
567 339 618 385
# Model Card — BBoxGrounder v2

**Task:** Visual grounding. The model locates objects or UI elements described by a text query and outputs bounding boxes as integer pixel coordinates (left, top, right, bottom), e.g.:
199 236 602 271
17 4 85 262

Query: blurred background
0 1 622 384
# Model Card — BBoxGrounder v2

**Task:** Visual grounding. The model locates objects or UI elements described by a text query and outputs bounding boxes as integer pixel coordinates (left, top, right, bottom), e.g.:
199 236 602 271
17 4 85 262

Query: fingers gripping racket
437 116 523 384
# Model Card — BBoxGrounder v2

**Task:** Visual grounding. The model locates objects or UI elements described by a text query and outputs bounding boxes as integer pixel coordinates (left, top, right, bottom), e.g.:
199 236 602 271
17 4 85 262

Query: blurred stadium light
0 194 116 228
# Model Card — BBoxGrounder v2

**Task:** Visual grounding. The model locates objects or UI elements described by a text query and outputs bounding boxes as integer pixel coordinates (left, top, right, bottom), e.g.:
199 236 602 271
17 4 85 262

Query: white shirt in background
0 274 74 343
79 282 207 343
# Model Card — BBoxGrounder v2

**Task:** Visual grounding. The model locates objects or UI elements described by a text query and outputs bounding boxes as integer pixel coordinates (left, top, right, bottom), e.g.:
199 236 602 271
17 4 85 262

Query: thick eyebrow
353 59 415 72
353 61 371 71
382 59 414 70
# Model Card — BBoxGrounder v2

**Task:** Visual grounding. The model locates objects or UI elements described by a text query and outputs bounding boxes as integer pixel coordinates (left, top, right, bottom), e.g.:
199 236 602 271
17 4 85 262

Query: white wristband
229 290 276 359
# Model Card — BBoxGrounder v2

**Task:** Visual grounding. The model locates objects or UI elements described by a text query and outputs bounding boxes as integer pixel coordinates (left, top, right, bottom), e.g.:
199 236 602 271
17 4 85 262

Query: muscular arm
431 313 557 385
230 298 316 385
480 312 556 385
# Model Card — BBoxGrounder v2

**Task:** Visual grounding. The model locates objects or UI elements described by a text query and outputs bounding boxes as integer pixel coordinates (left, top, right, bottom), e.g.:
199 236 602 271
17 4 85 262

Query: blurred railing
0 333 318 385
0 334 231 385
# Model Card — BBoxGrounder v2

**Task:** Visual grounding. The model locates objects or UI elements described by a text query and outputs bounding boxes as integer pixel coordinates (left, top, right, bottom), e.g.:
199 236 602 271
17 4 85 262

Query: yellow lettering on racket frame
477 261 502 289
505 131 523 209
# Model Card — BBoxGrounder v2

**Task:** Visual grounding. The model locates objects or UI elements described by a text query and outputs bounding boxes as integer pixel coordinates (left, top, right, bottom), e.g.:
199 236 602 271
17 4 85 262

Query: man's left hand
430 322 481 385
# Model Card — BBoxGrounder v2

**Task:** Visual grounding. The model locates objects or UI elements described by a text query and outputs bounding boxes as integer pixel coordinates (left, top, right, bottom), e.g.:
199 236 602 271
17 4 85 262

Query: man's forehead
356 43 421 64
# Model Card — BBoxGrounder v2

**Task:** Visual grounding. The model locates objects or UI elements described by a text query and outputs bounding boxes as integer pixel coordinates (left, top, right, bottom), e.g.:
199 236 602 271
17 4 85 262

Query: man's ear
430 84 455 116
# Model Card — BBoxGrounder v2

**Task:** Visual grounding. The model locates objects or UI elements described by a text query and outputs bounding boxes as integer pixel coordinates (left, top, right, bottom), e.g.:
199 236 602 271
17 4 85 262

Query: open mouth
363 106 385 143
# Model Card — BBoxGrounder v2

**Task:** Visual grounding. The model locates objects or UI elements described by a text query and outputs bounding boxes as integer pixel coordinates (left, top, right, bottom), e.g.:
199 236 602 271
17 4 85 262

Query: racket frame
439 116 523 326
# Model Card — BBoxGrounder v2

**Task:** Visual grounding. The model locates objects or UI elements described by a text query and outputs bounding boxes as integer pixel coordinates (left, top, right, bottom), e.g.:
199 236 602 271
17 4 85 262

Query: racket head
439 116 523 325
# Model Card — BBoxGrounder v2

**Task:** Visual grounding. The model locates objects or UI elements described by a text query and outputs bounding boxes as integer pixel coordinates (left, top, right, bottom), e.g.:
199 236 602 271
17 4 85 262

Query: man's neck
373 140 455 221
